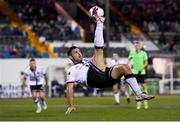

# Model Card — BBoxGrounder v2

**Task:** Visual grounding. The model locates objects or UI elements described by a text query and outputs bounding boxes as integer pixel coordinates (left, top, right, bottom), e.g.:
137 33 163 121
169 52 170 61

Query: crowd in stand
0 0 82 58
112 0 180 32
111 0 180 54
5 0 80 41
0 24 43 58
0 0 179 58
79 0 179 42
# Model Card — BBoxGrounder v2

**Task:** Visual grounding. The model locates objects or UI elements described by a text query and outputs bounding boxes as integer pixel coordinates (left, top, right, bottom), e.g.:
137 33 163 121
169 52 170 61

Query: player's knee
122 64 129 69
39 95 45 99
115 64 129 72
113 84 119 91
32 95 37 100
31 92 37 99
39 92 45 98
121 64 131 73
112 65 130 79
113 66 122 73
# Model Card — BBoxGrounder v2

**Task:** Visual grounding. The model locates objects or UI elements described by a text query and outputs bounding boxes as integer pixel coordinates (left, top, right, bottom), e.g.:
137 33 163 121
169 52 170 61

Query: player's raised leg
111 64 155 101
90 7 106 71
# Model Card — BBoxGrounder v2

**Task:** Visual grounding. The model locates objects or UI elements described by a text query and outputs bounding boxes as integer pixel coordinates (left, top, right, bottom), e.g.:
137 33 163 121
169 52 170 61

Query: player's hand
139 67 144 71
65 106 76 114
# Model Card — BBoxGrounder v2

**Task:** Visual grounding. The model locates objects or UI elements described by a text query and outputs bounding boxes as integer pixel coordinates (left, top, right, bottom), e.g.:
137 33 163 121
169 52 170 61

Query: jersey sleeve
128 51 133 60
66 67 76 84
23 70 29 78
144 51 148 60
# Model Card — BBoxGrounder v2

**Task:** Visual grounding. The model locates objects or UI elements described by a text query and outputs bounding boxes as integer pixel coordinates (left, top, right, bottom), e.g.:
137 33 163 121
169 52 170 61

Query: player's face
29 61 36 70
113 53 119 61
134 42 141 51
70 48 83 64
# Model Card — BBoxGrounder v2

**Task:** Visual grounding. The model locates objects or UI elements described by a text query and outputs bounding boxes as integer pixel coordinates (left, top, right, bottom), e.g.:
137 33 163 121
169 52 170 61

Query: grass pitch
0 95 180 121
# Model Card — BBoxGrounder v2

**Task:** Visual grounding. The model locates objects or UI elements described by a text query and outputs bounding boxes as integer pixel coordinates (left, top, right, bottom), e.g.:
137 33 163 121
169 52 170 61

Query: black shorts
134 74 146 84
30 85 44 92
87 63 119 88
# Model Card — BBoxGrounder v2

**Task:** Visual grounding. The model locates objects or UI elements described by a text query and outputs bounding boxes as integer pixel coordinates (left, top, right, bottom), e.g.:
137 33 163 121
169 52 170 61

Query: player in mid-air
65 6 155 114
111 53 130 105
22 58 48 113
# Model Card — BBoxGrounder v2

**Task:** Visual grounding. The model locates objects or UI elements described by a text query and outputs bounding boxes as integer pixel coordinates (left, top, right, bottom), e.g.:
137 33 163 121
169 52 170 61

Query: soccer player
65 7 155 114
22 58 48 113
128 41 149 109
111 53 130 105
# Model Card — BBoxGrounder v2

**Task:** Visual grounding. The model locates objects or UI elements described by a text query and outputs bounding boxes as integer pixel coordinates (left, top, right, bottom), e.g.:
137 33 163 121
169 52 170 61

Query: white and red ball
89 6 104 17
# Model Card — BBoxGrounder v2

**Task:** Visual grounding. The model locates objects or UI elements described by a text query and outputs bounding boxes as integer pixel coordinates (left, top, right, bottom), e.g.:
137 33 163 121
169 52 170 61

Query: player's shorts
87 63 119 88
134 74 146 84
30 85 44 92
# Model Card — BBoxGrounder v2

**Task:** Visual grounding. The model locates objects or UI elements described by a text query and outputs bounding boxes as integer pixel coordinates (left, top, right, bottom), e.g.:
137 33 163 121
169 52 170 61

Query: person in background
111 53 130 105
22 58 48 113
128 41 149 109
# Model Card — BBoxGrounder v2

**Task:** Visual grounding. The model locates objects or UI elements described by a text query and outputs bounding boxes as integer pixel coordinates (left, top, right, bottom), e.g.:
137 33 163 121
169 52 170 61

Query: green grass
0 95 180 121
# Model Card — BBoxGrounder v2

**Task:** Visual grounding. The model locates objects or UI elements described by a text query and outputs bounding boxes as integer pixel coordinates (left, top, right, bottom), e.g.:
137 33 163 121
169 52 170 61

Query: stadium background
0 0 180 121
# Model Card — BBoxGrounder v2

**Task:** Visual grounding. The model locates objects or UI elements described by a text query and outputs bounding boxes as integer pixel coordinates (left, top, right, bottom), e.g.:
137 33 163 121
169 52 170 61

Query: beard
71 56 82 64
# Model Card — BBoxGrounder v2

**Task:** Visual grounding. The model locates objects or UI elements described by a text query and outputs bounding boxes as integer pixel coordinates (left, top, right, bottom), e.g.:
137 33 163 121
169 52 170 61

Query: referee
128 41 149 109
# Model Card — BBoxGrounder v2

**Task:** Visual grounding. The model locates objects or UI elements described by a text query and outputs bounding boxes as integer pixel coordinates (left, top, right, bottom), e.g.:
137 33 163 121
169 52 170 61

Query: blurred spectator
112 0 180 33
4 0 81 42
158 33 167 46
0 0 179 58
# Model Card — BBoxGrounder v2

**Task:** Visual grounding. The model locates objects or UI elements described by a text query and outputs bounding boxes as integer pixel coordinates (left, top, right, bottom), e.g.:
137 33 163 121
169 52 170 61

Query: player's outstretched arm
44 73 48 88
22 77 26 96
139 59 148 71
66 82 76 114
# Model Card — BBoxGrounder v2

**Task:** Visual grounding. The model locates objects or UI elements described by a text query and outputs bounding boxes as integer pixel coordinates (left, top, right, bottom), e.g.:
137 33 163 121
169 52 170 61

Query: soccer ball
89 6 104 17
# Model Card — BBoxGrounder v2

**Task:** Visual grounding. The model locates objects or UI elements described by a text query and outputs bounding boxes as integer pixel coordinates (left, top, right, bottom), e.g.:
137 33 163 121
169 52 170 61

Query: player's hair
29 58 36 62
67 46 78 56
134 41 140 44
